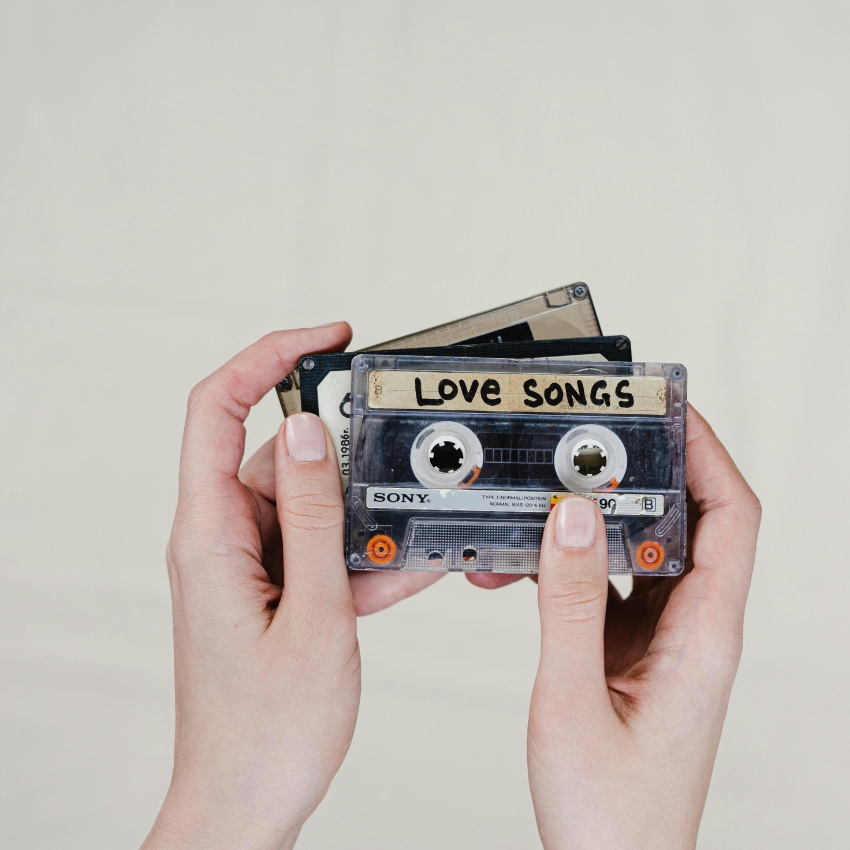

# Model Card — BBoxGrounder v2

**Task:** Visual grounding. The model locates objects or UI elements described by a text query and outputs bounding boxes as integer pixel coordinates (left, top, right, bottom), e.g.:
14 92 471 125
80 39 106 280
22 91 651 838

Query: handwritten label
368 371 666 415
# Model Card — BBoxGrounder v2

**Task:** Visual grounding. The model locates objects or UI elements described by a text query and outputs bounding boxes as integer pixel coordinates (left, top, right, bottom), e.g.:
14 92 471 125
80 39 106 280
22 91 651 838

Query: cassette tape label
368 370 667 415
316 370 353 482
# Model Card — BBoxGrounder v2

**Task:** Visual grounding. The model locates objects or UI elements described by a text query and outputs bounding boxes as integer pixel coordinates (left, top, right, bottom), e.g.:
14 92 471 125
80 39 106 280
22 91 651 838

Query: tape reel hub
555 425 627 491
571 439 608 477
411 421 484 488
429 436 465 474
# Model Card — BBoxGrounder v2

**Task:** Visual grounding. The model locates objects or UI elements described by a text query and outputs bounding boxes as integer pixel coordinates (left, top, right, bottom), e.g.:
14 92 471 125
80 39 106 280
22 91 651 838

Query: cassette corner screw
573 284 588 298
279 377 292 391
615 337 629 351
301 357 316 371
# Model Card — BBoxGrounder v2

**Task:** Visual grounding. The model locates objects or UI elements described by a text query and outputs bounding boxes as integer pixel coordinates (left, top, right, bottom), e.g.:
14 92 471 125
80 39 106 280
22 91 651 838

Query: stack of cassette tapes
277 283 686 576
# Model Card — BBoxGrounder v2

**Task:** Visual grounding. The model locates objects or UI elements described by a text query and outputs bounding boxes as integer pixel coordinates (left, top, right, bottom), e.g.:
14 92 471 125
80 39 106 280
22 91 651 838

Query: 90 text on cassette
345 355 687 576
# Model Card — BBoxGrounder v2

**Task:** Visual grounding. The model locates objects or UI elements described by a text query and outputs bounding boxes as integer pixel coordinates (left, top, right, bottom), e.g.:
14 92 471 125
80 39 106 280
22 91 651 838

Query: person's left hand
142 325 441 850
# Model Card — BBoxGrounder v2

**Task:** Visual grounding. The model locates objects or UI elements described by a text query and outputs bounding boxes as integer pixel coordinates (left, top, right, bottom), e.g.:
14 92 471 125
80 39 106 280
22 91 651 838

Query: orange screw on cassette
366 534 397 565
636 540 665 570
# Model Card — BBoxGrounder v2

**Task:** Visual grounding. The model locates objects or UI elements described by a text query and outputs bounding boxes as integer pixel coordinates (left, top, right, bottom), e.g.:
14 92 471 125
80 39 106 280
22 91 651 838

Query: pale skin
143 326 760 850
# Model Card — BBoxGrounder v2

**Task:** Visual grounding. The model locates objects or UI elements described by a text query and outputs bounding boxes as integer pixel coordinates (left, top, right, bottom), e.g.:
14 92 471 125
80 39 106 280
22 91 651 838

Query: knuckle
259 330 285 347
280 489 343 533
186 377 213 412
186 369 250 420
543 578 606 623
745 489 763 525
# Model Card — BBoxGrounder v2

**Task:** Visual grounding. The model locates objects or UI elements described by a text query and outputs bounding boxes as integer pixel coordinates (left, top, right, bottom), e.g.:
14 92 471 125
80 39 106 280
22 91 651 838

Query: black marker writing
523 378 543 407
415 377 443 406
481 379 502 406
615 380 634 408
590 380 610 407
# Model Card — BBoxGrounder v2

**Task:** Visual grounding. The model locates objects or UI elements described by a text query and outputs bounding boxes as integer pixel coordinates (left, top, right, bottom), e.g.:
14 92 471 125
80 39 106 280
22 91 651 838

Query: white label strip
368 370 667 415
366 487 664 516
316 369 354 489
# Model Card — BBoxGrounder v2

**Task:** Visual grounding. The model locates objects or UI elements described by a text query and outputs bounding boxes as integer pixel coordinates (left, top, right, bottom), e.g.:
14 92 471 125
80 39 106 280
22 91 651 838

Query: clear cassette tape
345 355 687 576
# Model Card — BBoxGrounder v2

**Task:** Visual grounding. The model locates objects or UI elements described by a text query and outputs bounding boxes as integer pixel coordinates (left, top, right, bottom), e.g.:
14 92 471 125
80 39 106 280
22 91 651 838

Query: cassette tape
276 282 601 416
345 355 686 576
299 336 631 489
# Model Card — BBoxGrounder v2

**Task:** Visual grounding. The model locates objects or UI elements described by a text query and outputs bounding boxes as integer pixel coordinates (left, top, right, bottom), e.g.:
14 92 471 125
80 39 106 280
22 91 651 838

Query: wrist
142 785 304 850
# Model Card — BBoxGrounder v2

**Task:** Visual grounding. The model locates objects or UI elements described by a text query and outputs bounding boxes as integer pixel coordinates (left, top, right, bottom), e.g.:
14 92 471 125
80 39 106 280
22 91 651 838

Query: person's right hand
527 405 761 849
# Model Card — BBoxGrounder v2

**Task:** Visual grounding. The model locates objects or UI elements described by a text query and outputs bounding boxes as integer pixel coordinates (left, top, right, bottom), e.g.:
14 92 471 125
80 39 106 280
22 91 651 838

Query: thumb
536 496 610 709
273 413 354 621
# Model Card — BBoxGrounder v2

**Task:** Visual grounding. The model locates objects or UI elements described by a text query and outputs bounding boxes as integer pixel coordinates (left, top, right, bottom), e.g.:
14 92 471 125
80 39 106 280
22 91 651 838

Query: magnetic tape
345 355 686 576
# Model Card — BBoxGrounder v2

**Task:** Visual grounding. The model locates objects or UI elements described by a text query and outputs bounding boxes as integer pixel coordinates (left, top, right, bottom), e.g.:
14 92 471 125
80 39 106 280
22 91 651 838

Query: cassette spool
345 355 686 576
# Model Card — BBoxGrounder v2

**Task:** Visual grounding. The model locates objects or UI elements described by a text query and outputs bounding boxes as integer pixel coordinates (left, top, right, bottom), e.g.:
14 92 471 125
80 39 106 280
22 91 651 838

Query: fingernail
554 497 598 549
314 320 345 328
284 413 327 462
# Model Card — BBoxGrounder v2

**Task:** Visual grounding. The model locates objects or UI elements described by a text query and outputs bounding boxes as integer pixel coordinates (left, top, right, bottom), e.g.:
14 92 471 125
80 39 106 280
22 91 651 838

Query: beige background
2 2 849 847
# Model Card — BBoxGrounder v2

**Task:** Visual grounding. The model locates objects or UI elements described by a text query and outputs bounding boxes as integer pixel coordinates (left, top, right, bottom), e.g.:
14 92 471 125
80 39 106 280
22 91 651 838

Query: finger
535 496 611 712
534 576 629 604
350 572 445 616
244 486 284 586
664 405 761 624
638 406 761 684
180 324 352 503
239 438 283 583
273 413 353 616
239 436 276 502
465 573 526 590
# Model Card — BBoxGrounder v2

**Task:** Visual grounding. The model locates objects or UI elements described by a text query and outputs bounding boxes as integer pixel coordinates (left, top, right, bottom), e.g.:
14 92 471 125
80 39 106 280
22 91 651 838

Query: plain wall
1 2 848 847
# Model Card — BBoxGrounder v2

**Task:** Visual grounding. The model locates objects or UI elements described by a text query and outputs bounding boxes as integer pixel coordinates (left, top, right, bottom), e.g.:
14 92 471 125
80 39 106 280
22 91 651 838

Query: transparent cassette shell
345 355 687 576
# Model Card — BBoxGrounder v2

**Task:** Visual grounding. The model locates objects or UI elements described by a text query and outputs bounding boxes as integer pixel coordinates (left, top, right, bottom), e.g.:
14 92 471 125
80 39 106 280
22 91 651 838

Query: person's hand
238 439 443 617
142 326 441 850
526 405 761 849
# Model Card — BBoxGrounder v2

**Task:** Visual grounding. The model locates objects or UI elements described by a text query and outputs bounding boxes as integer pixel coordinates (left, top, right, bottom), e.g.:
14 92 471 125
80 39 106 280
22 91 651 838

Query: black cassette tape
345 355 687 576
